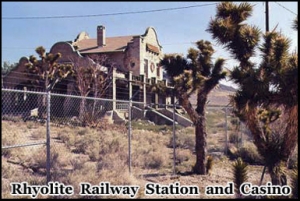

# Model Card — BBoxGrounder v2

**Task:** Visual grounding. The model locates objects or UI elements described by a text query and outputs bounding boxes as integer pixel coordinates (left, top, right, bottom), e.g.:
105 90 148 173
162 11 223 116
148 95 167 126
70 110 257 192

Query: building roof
146 43 160 54
75 35 138 54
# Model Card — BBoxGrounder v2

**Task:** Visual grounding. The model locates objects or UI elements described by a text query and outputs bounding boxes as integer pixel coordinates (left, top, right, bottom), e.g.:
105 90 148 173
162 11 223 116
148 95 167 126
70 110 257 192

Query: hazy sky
2 1 298 86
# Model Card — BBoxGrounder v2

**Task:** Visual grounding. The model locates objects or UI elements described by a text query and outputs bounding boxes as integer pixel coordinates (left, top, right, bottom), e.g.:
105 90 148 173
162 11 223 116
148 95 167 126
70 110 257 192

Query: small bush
2 115 22 123
31 130 45 139
27 147 59 170
2 160 16 179
208 144 223 153
77 129 88 136
229 133 240 144
97 154 126 172
176 149 191 164
206 156 214 175
2 133 17 157
168 132 194 151
58 132 76 148
238 142 263 165
87 144 101 161
143 152 165 169
70 158 85 171
74 136 94 154
215 122 226 128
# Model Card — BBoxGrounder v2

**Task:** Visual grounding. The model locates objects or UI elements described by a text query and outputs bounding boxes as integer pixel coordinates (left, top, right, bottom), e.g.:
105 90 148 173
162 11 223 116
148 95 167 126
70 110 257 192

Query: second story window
150 62 155 73
156 65 160 77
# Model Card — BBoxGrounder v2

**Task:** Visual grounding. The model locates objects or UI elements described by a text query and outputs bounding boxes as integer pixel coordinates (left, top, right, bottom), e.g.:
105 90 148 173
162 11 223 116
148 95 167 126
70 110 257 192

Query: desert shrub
86 143 101 161
97 154 127 172
61 162 99 196
70 158 85 171
1 132 17 157
131 144 151 167
229 133 240 144
58 131 76 148
31 129 45 139
238 142 263 165
27 147 59 170
74 133 97 154
77 128 88 136
208 144 224 153
168 132 194 151
176 149 191 164
130 119 175 133
143 151 165 169
2 160 16 179
74 129 127 161
28 177 46 185
227 142 263 165
206 156 214 174
2 115 23 123
215 122 226 128
26 122 36 129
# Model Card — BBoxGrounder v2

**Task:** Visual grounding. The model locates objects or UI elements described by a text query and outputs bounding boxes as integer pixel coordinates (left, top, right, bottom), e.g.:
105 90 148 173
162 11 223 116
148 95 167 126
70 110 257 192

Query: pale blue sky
2 1 298 84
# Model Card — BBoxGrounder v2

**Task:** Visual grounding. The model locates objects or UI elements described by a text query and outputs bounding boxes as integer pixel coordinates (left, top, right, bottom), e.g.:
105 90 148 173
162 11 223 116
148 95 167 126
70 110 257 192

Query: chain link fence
2 88 252 198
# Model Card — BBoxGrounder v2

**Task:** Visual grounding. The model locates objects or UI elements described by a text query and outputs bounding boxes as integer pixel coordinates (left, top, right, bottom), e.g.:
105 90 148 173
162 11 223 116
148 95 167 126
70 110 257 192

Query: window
150 63 155 72
130 61 135 68
144 59 148 79
156 65 160 77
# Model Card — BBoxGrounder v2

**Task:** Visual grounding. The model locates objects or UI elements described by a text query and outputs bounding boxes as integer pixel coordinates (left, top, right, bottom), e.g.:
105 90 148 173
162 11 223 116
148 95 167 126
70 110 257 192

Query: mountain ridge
189 84 236 106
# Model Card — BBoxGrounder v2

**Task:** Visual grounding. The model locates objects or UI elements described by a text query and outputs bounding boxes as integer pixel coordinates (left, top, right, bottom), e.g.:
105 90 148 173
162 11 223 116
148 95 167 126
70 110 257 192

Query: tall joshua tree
207 2 298 185
26 46 73 91
160 40 227 174
25 46 73 117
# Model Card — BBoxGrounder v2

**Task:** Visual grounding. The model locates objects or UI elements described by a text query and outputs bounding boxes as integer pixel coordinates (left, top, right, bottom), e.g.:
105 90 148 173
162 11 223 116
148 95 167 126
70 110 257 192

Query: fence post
172 102 176 175
46 90 51 183
112 68 117 111
224 107 228 155
143 74 147 108
128 99 132 174
128 71 132 174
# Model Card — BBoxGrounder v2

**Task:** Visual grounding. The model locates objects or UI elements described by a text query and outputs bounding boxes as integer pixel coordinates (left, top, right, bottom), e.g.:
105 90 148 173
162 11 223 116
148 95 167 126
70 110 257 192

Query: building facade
2 26 167 117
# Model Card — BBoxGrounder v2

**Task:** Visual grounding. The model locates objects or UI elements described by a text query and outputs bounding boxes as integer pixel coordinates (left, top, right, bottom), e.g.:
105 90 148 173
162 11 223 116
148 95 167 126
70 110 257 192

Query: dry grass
1 117 297 199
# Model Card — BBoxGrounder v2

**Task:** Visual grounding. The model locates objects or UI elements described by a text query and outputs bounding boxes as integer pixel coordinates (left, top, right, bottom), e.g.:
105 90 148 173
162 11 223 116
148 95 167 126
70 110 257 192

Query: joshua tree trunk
79 98 86 122
193 91 208 174
179 92 207 175
193 119 207 174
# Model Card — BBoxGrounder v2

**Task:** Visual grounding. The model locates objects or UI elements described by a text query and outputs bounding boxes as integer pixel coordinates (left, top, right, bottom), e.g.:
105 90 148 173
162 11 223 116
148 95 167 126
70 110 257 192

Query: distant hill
189 84 236 106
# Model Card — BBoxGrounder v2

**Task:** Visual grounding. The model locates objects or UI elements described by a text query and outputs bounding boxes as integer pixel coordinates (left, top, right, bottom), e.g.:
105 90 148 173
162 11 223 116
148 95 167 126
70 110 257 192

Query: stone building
2 25 169 117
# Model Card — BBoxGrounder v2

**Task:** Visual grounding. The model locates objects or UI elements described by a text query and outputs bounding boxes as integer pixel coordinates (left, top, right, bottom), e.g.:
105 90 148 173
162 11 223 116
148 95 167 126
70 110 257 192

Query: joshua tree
207 2 298 185
25 46 73 117
159 40 227 174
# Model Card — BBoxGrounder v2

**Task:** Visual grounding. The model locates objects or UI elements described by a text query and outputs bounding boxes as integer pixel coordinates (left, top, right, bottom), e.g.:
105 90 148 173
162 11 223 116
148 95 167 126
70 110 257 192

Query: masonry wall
140 28 163 81
124 37 141 76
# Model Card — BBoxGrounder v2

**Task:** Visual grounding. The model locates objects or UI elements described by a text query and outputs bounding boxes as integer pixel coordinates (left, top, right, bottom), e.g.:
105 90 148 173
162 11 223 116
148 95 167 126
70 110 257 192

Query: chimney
97 25 106 47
